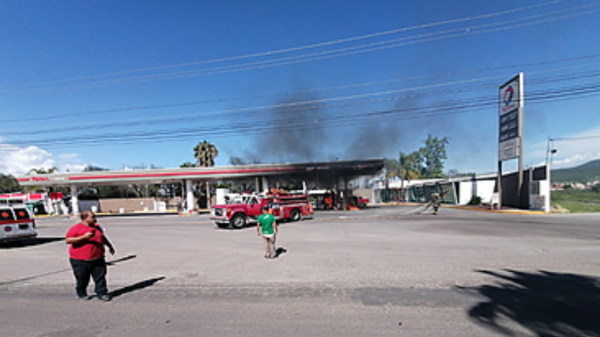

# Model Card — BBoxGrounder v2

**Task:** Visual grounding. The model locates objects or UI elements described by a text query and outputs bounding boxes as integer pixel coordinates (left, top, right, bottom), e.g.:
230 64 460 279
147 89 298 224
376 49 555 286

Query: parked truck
210 192 313 229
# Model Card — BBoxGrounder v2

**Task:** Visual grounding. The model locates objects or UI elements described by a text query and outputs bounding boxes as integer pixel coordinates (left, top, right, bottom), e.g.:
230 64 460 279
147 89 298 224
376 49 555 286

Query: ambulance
0 197 37 243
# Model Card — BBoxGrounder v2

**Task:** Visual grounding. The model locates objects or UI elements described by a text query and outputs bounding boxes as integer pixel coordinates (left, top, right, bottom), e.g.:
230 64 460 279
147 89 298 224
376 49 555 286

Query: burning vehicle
308 190 369 211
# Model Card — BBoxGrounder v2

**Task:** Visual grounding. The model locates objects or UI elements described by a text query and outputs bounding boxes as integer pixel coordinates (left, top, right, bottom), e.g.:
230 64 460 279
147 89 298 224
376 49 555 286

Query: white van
0 199 37 243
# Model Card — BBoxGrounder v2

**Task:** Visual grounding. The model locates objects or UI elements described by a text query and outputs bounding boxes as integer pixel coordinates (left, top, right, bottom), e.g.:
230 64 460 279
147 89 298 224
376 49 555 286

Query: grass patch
551 190 600 213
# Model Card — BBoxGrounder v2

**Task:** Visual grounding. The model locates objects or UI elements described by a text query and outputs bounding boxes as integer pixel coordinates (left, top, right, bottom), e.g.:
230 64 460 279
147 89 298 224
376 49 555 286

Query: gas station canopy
17 159 384 187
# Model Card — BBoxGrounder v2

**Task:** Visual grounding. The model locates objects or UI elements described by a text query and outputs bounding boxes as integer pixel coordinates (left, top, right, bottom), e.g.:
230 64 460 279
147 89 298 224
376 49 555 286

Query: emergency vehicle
0 192 67 215
0 198 37 243
210 191 313 229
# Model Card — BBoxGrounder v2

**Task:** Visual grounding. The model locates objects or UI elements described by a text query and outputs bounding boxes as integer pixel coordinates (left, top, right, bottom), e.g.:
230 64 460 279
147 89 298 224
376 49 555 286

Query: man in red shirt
65 211 115 301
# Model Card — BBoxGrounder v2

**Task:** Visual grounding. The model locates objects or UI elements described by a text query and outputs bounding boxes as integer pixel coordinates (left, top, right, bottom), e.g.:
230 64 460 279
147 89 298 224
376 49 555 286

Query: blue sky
1 0 599 175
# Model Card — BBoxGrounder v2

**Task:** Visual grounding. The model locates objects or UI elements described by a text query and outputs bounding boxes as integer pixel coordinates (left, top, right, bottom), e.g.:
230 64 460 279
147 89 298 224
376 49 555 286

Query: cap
263 206 270 211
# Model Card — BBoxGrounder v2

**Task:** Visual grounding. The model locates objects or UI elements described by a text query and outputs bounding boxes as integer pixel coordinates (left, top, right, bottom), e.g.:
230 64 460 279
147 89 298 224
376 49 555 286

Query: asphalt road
1 206 599 337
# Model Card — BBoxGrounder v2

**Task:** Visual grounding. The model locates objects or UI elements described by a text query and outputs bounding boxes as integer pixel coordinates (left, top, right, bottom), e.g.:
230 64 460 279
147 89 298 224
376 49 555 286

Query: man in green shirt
257 206 278 259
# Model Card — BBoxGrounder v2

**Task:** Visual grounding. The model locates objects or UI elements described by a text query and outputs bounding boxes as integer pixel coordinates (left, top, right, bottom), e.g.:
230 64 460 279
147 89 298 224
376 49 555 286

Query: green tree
418 134 450 178
84 165 107 172
382 158 405 202
28 167 58 175
80 165 123 199
383 153 421 202
446 169 476 178
399 151 422 181
0 174 21 193
194 141 219 167
383 158 401 184
25 167 59 192
180 161 196 168
192 141 219 208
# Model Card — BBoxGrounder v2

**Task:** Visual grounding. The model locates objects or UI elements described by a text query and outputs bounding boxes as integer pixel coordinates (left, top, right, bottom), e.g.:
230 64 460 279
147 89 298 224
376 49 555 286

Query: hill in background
552 159 600 183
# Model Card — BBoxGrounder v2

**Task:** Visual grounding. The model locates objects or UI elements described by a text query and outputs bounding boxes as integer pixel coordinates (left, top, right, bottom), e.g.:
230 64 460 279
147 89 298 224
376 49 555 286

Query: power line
3 0 574 89
4 70 599 138
0 74 546 136
1 74 512 129
3 53 600 124
3 81 599 150
4 59 600 138
3 2 598 96
553 135 600 141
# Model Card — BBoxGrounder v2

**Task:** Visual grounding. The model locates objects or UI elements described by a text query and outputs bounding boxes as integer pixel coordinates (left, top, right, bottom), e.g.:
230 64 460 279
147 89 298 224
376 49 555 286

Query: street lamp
549 147 558 187
545 137 558 213
550 148 558 165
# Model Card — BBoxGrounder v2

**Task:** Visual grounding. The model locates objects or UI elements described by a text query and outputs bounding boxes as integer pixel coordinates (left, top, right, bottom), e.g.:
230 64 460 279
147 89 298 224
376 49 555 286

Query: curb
371 202 422 207
33 214 65 219
34 210 189 219
373 203 547 215
447 205 547 215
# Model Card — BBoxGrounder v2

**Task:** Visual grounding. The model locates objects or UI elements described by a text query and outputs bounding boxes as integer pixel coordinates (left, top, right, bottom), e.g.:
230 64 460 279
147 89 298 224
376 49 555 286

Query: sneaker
97 294 112 302
77 294 89 300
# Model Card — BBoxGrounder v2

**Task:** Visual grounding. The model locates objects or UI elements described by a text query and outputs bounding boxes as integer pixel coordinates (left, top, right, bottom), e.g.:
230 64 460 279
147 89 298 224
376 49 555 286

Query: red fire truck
210 192 313 229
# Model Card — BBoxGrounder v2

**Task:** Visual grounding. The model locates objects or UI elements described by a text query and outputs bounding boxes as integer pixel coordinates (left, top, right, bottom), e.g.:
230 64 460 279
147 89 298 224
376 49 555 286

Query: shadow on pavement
275 247 287 257
0 254 138 287
106 254 137 266
0 237 64 249
458 269 600 337
109 276 166 298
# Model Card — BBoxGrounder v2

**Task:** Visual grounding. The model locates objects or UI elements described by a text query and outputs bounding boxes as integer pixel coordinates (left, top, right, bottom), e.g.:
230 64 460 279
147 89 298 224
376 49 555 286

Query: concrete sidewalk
374 202 547 215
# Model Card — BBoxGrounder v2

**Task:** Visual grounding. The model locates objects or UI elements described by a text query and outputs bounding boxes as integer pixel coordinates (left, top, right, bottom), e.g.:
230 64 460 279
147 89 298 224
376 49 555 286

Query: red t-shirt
66 223 105 260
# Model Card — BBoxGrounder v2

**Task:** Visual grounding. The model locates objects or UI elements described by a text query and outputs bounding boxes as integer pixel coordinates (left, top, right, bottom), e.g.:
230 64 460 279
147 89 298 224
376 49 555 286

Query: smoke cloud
246 90 327 163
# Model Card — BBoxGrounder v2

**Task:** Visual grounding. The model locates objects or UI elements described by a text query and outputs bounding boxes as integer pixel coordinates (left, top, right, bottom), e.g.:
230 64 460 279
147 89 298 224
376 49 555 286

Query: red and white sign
499 138 519 161
499 76 521 116
0 192 63 201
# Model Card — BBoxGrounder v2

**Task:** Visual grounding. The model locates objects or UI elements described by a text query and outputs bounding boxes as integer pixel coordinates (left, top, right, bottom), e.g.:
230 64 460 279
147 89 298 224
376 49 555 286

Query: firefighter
422 192 442 215
431 192 442 215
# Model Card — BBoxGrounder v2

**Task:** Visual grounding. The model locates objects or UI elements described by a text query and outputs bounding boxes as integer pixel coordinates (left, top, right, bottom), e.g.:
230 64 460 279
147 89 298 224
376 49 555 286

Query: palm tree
384 159 400 184
193 141 219 167
383 159 401 202
193 141 218 209
398 152 421 201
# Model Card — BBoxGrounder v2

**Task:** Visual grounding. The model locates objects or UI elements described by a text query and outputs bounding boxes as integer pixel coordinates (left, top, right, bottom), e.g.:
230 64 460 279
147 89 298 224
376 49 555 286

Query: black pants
69 257 108 296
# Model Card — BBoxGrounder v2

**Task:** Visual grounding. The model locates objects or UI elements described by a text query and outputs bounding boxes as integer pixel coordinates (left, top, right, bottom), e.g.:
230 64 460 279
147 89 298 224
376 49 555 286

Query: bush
215 182 230 189
468 195 482 205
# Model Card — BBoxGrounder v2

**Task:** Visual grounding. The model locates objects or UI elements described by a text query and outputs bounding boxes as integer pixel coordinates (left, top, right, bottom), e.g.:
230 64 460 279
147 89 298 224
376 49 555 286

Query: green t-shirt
258 213 276 235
